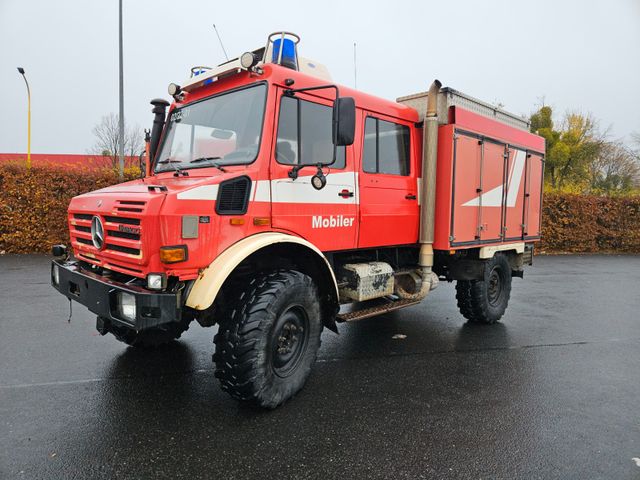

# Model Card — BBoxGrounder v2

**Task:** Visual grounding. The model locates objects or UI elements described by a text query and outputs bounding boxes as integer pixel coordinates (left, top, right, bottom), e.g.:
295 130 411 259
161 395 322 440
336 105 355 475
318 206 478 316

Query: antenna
213 24 229 61
353 42 357 89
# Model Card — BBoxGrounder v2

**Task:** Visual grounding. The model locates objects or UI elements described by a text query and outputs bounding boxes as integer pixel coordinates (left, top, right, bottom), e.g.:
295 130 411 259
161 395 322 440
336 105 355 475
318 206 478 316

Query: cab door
269 88 358 251
357 112 419 248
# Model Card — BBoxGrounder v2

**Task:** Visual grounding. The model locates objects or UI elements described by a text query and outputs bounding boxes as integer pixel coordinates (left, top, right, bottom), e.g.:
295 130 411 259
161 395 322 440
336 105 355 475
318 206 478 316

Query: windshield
155 83 267 173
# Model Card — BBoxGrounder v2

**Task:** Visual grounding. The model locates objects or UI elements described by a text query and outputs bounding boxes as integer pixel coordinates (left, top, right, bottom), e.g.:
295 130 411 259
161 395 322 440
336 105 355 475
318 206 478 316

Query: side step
336 298 422 323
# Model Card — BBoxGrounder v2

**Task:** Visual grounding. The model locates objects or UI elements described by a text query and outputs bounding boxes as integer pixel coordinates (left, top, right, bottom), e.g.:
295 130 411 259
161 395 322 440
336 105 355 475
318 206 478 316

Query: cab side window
362 117 410 176
276 95 346 169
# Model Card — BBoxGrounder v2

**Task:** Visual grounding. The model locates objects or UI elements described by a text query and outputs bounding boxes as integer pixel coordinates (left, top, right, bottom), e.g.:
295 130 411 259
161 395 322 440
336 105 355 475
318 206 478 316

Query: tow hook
96 317 110 336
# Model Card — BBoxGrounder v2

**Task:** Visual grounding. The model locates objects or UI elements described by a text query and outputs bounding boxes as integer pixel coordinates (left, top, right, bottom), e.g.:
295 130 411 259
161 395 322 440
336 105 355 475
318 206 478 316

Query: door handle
405 194 417 200
338 189 354 198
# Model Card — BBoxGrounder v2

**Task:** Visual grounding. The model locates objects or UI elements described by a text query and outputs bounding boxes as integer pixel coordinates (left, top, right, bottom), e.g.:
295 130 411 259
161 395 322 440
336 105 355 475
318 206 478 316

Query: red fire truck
51 33 544 408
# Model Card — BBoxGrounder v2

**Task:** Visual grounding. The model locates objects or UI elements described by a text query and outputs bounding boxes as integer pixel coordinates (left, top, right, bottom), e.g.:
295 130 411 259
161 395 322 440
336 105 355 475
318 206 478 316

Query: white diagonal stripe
505 150 526 207
176 185 219 200
462 149 526 208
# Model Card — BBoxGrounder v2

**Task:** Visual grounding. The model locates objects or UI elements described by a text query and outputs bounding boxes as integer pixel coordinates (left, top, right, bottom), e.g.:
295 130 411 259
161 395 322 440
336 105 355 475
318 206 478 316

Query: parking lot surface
1 254 639 479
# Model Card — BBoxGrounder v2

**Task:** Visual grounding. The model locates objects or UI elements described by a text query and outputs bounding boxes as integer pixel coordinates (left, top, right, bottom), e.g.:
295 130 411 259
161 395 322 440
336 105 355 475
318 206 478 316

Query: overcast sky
1 0 639 154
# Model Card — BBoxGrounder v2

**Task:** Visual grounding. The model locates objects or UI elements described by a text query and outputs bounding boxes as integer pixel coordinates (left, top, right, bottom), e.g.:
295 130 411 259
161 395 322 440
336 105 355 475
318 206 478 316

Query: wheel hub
276 322 303 355
271 306 308 377
487 267 503 306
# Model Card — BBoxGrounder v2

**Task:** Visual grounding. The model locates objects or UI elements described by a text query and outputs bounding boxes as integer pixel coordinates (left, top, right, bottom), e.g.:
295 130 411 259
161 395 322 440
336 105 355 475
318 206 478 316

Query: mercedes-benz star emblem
91 216 105 250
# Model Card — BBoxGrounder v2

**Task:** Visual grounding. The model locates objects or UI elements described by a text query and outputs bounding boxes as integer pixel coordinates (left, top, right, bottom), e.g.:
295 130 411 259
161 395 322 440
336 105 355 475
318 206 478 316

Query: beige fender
478 242 525 259
185 232 339 310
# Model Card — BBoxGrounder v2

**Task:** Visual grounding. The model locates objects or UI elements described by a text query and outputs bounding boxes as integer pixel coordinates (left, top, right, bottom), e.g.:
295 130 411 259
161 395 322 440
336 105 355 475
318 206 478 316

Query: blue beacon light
272 38 297 70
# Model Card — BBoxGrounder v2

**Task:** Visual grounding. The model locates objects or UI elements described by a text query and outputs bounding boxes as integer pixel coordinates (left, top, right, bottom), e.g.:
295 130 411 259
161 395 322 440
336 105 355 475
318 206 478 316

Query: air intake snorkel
149 98 170 164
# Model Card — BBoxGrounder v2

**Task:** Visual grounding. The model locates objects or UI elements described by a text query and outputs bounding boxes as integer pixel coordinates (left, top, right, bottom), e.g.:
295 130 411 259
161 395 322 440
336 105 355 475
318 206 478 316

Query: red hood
68 171 227 278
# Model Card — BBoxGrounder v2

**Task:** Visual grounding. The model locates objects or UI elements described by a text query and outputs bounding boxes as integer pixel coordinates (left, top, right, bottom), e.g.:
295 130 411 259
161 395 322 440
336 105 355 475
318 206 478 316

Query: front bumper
51 259 182 331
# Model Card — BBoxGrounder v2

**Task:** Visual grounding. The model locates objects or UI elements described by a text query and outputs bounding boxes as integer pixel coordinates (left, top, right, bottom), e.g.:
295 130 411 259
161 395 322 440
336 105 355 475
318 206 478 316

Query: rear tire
455 254 512 324
213 270 322 409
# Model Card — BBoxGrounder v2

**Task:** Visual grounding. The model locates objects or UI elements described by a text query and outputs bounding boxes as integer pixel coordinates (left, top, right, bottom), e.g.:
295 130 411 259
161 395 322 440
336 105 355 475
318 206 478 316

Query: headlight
116 292 136 322
52 264 60 285
147 273 166 290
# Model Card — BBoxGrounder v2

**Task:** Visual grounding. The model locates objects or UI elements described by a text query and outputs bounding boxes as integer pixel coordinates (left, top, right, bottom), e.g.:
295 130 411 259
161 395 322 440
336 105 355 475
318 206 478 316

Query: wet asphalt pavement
1 254 639 479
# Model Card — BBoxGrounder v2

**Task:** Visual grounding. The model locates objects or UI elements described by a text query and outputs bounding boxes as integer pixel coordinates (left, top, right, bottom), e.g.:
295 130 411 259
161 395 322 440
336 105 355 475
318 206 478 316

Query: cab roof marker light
168 83 184 101
168 83 181 96
241 51 259 69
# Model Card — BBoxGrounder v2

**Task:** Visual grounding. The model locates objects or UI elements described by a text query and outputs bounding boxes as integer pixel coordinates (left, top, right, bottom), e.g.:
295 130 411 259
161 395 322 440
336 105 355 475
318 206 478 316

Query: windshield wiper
156 157 187 176
190 157 226 172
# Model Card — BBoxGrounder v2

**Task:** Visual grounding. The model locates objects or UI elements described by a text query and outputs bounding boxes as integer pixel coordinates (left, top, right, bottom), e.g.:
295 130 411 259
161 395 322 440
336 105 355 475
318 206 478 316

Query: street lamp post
17 67 31 170
118 0 125 180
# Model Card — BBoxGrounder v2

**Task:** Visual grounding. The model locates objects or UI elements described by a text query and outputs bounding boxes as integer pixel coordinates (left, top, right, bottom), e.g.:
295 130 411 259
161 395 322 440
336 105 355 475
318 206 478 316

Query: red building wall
0 153 138 170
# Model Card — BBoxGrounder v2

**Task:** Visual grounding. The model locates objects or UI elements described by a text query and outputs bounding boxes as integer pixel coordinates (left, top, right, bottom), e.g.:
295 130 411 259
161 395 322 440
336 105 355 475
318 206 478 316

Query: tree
530 106 605 190
555 112 606 189
588 141 640 195
530 106 562 187
91 113 144 169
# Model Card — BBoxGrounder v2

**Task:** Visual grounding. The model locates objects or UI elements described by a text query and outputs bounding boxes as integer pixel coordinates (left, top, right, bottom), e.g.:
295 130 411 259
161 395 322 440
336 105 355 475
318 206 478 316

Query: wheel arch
185 233 340 331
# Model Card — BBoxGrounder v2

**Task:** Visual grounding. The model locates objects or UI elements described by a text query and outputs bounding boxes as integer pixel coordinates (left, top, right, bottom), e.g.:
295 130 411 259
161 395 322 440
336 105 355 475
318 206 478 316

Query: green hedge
1 164 638 254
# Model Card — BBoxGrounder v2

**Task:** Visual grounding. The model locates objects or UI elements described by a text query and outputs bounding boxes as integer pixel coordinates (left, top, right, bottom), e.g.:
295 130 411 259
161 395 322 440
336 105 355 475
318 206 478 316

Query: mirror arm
284 84 342 181
288 162 326 181
288 164 304 180
284 84 340 98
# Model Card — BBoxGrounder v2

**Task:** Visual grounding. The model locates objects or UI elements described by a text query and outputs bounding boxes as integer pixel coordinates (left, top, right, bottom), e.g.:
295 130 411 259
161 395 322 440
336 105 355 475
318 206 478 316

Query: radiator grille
105 243 140 255
71 201 145 261
104 216 140 226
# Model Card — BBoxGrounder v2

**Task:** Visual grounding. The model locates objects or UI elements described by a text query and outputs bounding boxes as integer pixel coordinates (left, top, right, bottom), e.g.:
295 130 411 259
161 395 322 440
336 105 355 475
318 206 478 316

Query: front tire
455 254 512 324
213 270 322 409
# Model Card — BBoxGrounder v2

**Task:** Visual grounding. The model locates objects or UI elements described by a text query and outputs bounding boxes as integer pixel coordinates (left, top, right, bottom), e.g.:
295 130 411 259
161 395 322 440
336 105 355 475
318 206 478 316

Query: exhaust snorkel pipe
419 79 442 263
396 79 442 301
149 98 170 164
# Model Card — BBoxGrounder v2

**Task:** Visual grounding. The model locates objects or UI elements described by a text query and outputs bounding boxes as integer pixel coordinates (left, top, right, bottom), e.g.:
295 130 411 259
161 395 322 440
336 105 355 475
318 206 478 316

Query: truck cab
51 32 544 408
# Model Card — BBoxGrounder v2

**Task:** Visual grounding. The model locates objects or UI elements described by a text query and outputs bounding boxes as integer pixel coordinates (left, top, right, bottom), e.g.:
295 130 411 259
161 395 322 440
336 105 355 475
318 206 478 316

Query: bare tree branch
90 113 144 169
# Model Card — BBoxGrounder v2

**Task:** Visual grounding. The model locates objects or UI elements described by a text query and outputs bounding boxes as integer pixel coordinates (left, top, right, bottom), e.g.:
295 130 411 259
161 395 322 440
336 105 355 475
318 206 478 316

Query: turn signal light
160 245 188 264
229 218 245 226
253 217 270 226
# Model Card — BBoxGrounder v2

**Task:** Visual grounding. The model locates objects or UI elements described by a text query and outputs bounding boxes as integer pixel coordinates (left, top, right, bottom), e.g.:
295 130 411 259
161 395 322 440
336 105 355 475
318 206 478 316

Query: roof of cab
177 63 421 124
265 64 421 123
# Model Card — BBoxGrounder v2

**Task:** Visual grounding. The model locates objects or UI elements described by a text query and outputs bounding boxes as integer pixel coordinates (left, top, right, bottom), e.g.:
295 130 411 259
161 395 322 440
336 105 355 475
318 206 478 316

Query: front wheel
455 254 512 324
213 270 322 409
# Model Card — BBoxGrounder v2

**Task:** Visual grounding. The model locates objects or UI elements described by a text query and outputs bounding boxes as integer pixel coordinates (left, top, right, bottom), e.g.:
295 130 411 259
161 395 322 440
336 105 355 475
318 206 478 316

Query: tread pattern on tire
455 254 512 324
213 270 321 408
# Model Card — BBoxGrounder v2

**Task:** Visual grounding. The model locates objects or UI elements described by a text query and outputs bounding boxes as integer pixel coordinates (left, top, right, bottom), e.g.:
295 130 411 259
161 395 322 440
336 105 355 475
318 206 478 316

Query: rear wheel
455 254 512 324
213 270 322 409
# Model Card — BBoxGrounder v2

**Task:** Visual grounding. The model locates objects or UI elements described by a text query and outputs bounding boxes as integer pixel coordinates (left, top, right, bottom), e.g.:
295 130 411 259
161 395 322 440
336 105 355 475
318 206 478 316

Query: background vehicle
51 32 544 408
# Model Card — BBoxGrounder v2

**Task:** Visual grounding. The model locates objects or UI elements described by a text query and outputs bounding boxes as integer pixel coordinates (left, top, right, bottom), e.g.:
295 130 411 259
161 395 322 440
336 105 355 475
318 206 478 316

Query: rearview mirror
333 97 355 146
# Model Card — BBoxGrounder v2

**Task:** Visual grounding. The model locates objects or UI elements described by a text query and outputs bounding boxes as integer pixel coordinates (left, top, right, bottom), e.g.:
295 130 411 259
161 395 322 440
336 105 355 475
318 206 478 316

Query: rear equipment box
398 88 545 250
